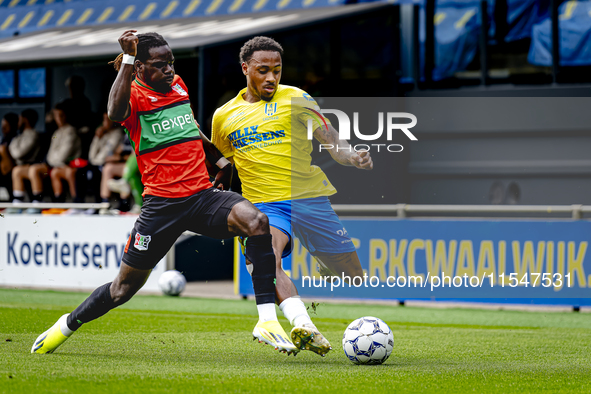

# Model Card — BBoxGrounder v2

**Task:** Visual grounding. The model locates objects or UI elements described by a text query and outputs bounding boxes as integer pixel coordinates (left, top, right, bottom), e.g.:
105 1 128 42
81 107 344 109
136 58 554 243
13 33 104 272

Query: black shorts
122 187 246 270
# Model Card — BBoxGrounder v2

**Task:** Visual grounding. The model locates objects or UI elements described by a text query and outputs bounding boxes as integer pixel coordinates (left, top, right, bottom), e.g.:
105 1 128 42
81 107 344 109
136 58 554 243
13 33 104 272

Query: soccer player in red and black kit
31 30 299 355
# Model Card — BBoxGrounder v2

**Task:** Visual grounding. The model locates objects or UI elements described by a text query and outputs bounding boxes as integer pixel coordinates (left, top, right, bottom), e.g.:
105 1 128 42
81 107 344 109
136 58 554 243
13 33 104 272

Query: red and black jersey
122 75 211 198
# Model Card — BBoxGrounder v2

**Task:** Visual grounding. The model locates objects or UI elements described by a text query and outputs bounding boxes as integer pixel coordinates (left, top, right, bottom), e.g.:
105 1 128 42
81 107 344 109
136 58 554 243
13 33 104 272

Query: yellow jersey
212 85 336 204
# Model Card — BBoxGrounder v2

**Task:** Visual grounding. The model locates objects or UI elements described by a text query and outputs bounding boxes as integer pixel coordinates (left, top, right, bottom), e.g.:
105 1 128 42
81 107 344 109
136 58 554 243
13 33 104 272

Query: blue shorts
254 197 356 258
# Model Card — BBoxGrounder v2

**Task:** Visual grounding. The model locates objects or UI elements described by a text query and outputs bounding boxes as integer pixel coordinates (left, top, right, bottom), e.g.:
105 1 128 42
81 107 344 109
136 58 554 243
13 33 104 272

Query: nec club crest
264 103 277 116
134 233 151 251
172 84 188 96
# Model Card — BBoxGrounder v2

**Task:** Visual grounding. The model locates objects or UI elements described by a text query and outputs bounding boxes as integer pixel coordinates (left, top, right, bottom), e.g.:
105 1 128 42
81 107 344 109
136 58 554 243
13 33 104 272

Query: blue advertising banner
235 219 591 305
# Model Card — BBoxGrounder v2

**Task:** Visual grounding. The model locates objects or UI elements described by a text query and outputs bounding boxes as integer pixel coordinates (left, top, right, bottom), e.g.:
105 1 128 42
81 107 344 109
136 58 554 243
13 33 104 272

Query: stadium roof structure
0 0 355 39
0 1 392 65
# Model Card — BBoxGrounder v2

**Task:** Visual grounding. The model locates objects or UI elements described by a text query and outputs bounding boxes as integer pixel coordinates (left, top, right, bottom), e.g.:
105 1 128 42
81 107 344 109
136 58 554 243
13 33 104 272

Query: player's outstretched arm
107 30 138 122
200 133 233 190
313 124 373 170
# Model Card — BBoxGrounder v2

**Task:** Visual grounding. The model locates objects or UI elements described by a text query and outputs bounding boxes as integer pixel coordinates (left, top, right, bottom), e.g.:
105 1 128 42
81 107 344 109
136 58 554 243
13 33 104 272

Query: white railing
332 204 591 219
0 202 110 210
3 202 588 219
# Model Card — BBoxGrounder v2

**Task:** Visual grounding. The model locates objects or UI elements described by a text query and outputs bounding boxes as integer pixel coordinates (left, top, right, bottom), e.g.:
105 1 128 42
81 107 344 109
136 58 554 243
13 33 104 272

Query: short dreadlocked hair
239 36 283 64
109 32 169 72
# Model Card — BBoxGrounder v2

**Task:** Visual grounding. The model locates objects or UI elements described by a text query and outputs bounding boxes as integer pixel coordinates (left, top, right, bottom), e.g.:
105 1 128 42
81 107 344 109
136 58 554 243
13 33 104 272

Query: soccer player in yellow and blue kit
212 37 373 357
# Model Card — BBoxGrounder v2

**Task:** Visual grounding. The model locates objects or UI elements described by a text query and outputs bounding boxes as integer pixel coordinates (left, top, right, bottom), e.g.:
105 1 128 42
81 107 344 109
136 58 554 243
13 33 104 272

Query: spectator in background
8 109 41 207
70 112 122 214
12 101 82 213
44 107 58 136
0 112 18 200
64 75 95 157
89 113 123 168
99 133 133 214
0 112 18 146
47 101 82 203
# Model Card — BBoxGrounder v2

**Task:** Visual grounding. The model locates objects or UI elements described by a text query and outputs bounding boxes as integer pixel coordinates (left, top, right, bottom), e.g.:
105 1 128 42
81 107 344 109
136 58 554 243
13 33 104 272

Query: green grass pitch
1 289 590 393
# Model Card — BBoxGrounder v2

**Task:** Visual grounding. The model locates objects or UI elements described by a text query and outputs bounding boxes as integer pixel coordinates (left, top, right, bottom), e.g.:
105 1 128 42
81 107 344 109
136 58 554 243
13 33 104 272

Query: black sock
67 283 115 331
244 235 276 305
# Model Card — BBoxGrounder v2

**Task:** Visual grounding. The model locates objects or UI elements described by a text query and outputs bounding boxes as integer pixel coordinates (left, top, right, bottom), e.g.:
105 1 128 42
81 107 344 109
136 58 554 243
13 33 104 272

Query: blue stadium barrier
0 0 348 39
528 0 591 66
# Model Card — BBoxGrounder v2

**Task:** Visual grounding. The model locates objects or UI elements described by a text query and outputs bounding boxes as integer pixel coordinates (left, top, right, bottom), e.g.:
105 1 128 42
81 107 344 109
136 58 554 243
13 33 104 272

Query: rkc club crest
264 103 277 116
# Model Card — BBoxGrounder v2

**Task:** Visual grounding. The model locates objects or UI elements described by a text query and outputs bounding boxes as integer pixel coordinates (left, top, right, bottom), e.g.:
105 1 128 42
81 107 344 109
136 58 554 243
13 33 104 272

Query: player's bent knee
249 211 269 236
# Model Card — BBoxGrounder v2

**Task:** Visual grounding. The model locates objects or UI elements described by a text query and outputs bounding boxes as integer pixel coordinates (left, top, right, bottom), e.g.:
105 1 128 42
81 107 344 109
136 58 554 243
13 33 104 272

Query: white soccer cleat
252 320 299 356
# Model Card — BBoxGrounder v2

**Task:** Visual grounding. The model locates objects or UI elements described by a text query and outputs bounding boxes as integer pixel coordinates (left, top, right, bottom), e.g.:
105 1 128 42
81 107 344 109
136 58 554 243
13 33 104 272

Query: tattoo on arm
313 124 354 166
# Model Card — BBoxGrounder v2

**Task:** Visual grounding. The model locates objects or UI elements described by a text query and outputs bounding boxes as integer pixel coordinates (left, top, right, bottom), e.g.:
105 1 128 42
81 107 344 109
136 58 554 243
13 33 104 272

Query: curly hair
239 36 283 64
109 32 169 72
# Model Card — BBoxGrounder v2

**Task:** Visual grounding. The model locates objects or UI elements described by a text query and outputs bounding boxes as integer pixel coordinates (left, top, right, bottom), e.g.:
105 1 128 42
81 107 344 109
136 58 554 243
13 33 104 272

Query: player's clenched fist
118 30 138 56
352 150 373 170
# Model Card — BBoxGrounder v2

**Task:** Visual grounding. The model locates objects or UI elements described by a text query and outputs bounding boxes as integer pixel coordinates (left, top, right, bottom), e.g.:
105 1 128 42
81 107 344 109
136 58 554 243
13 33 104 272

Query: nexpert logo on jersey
151 112 196 134
227 125 285 149
138 102 201 153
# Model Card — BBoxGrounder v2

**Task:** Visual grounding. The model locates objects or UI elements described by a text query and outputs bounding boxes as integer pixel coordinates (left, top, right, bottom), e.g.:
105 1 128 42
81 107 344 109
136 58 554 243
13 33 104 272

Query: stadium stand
2 0 590 83
3 0 588 83
529 0 591 66
0 0 348 39
505 0 545 41
419 0 486 81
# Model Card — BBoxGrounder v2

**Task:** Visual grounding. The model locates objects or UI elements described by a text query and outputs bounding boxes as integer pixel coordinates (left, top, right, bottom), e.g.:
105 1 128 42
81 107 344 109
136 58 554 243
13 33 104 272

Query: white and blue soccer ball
158 270 186 296
342 316 394 365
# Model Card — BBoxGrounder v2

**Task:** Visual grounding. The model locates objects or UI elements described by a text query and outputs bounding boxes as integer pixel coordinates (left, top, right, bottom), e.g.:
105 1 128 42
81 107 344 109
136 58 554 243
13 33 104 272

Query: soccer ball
158 270 186 296
342 316 394 365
